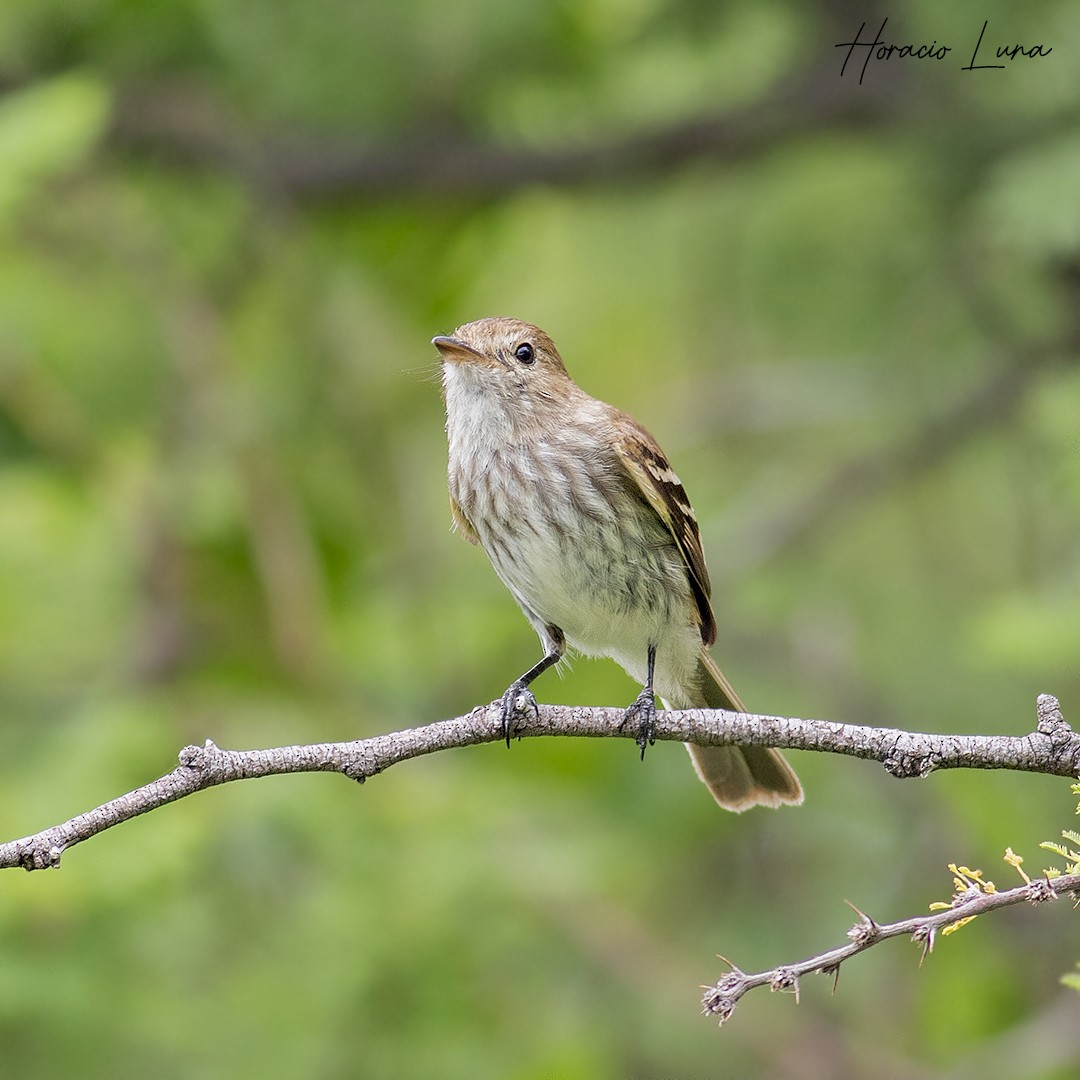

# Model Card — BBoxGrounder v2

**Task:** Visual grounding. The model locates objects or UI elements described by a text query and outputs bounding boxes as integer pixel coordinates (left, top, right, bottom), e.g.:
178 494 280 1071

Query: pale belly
456 449 703 698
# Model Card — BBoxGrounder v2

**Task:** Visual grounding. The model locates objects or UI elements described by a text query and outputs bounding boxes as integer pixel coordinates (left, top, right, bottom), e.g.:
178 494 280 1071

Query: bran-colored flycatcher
435 318 801 811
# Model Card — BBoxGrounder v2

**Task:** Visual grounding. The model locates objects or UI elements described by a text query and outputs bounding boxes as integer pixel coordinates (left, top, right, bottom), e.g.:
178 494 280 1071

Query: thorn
714 953 743 975
844 899 873 922
915 924 936 967
845 900 880 944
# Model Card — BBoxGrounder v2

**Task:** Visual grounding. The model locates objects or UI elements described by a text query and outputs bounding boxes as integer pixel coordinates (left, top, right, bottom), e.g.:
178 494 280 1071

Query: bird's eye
514 343 535 364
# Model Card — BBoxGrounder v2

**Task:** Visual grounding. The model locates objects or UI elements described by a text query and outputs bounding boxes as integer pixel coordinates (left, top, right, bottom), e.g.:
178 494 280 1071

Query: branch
701 870 1080 1026
1 694 1075 872
719 336 1076 576
107 65 902 200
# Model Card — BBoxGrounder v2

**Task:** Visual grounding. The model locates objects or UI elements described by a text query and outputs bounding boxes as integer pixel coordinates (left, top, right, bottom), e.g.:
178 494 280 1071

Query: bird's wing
613 416 717 648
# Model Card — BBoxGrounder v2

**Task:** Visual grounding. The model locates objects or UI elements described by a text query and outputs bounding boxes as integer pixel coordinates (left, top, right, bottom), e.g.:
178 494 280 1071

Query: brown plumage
436 317 801 811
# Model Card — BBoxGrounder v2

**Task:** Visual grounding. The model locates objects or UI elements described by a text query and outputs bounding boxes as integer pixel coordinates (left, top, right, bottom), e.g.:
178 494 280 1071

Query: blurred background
1 0 1079 1076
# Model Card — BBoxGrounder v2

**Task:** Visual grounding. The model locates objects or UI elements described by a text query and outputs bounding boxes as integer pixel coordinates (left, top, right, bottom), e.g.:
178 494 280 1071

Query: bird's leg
498 625 564 747
619 644 658 761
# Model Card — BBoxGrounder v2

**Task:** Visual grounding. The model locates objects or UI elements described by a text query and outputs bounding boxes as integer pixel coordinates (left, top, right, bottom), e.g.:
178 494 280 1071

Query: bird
434 317 802 811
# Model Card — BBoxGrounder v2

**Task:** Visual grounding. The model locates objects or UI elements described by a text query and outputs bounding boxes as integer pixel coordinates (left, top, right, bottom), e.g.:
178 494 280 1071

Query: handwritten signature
836 18 1052 83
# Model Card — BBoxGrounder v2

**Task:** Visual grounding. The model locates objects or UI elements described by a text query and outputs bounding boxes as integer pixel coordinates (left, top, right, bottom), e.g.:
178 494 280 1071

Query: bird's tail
681 652 803 812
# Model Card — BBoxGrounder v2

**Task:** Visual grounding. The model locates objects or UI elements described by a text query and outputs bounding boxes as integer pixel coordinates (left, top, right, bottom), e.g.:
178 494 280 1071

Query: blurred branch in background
722 283 1080 575
107 64 904 199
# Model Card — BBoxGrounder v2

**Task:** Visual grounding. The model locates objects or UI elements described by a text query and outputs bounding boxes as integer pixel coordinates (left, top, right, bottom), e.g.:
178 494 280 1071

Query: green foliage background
1 1 1079 1077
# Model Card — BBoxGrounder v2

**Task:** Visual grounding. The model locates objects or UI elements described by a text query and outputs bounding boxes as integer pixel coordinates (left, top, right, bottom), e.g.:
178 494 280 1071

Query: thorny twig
701 872 1080 1026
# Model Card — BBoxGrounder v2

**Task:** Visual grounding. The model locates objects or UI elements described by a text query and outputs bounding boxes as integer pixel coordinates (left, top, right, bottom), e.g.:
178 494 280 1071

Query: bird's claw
620 690 658 761
497 680 538 747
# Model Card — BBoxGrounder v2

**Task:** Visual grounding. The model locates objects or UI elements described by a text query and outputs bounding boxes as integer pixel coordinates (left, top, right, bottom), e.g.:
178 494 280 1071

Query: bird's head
434 317 572 403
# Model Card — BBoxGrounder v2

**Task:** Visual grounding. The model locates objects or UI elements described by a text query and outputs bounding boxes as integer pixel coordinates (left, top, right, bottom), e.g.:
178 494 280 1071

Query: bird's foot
619 690 658 761
497 680 538 747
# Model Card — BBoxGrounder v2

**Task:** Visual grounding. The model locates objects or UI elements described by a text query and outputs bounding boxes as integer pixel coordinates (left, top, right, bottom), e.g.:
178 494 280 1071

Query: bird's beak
432 336 489 365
